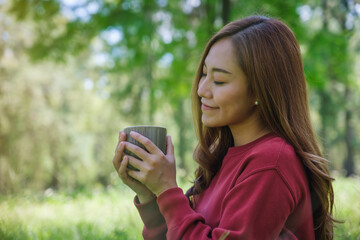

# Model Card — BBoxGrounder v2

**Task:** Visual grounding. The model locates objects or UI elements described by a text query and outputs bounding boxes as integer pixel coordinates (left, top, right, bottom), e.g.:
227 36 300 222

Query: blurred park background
0 0 359 239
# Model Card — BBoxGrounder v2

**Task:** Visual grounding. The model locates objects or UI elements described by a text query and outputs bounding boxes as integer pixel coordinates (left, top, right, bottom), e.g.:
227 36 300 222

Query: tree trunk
338 1 355 177
146 53 155 124
318 89 331 158
221 0 231 25
175 99 186 171
49 158 60 190
321 0 329 29
343 87 355 176
48 138 60 190
204 0 217 36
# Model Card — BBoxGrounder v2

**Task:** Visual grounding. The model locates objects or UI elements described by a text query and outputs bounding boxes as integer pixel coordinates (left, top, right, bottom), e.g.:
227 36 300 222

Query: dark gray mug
124 126 167 170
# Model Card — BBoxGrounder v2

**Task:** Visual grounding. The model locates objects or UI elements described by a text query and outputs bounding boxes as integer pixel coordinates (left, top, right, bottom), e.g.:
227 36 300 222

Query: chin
202 119 225 128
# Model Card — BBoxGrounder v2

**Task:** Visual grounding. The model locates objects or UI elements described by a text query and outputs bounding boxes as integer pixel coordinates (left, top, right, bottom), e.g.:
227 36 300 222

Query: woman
113 15 335 239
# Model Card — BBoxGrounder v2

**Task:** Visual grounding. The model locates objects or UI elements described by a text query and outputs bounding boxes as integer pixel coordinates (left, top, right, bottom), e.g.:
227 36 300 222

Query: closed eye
214 81 225 85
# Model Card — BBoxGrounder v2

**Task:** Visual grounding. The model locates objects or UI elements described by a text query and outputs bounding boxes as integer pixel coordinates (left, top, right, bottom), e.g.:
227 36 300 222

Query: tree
0 4 121 193
4 0 359 195
302 0 359 175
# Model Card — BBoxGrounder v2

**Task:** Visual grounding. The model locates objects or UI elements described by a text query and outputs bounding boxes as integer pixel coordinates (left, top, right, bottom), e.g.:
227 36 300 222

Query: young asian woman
113 15 335 240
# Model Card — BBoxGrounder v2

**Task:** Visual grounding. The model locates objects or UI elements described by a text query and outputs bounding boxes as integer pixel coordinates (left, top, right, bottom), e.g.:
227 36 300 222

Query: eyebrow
204 63 232 74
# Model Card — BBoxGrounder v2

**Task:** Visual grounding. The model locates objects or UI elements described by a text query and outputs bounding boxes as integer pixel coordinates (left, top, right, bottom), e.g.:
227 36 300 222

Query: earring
255 100 259 106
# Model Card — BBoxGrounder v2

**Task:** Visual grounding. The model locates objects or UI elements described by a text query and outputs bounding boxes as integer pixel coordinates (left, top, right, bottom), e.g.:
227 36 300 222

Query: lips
201 102 218 110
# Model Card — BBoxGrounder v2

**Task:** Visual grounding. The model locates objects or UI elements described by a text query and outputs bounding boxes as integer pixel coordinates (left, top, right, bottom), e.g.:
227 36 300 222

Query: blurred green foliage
0 0 359 195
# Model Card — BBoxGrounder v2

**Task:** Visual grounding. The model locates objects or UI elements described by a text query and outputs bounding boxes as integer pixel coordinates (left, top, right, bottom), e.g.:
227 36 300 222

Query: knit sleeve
156 169 295 240
134 196 167 240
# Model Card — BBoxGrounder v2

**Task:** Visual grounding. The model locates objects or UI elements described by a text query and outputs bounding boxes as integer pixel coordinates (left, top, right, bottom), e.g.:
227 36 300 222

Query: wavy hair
186 15 335 240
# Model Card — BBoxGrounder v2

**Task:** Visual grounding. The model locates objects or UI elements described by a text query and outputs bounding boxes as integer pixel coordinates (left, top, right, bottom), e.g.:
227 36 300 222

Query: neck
229 115 270 146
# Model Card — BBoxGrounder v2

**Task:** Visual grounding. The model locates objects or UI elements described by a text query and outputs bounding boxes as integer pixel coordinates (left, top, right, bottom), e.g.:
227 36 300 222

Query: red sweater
135 133 315 240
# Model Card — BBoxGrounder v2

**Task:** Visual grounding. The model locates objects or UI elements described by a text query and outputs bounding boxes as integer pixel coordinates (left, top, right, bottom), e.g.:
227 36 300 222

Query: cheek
219 90 242 106
221 92 251 114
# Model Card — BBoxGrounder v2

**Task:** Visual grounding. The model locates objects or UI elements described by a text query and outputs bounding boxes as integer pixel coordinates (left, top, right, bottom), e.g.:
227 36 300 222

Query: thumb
166 135 174 156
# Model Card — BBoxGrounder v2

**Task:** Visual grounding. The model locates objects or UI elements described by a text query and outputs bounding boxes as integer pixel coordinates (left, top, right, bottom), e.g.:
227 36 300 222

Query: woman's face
197 38 257 129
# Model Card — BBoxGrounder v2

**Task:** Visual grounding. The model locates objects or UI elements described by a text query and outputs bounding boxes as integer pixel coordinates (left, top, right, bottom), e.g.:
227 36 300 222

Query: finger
127 155 146 172
118 131 126 143
129 131 162 155
113 142 125 170
119 157 147 193
127 166 145 183
124 142 150 162
120 131 127 141
166 135 174 156
118 155 129 179
115 131 127 154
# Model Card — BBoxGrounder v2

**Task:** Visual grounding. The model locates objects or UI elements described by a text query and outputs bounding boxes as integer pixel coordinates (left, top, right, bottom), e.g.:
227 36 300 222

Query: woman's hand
112 131 155 203
124 131 177 196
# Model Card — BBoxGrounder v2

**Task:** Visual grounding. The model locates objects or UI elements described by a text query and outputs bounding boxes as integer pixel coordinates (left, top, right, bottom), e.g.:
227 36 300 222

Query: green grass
0 177 359 240
333 176 360 240
0 185 143 240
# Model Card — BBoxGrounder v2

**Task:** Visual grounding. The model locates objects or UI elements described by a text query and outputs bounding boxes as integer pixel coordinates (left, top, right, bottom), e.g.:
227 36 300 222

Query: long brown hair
187 15 335 239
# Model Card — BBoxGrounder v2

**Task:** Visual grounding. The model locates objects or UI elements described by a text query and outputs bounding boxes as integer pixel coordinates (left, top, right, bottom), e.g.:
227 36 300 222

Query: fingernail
130 131 138 136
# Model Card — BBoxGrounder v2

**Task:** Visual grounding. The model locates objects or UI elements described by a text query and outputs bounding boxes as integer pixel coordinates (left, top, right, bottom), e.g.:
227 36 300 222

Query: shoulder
225 134 295 174
243 134 296 170
243 134 309 204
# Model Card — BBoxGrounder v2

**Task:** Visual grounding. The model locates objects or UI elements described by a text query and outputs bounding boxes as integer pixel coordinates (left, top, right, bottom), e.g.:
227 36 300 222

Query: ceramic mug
124 125 167 170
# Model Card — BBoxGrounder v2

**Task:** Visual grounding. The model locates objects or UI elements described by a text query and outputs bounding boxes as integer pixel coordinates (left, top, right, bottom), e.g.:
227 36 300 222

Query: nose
197 77 212 98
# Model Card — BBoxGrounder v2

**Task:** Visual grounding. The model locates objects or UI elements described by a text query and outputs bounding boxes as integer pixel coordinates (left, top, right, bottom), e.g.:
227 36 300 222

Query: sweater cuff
157 187 194 227
134 195 166 228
